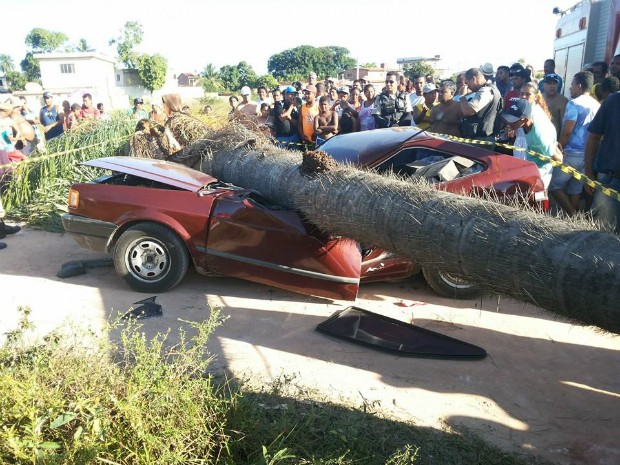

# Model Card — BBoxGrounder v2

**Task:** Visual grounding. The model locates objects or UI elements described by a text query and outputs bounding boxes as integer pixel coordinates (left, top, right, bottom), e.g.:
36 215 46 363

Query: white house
36 52 118 105
35 52 205 110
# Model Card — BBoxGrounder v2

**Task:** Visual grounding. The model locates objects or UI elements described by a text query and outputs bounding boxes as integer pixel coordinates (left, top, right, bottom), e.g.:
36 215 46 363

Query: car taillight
68 189 80 208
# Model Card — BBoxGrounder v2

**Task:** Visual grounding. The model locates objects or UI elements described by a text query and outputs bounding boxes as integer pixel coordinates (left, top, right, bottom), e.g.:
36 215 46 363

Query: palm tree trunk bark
189 126 620 333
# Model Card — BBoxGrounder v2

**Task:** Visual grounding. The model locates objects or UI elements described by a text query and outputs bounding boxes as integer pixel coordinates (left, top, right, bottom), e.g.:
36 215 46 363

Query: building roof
35 52 116 64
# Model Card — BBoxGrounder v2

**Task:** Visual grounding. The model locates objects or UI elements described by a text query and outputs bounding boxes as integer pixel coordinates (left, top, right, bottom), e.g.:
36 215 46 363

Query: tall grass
0 306 231 465
2 115 134 229
1 307 551 465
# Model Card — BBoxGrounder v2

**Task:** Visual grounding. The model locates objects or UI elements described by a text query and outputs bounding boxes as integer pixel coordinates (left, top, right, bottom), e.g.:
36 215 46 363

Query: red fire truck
553 0 620 96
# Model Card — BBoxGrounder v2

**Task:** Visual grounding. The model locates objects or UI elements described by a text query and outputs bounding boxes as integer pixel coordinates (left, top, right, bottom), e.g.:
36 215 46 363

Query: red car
318 127 547 206
319 127 548 297
62 157 362 301
62 130 546 300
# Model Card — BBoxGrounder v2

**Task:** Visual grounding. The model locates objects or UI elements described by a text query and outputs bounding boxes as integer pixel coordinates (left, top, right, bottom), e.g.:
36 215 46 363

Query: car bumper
61 213 117 252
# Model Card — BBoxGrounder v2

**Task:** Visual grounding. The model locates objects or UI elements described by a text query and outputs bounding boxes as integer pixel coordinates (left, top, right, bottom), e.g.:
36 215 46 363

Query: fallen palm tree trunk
185 124 620 333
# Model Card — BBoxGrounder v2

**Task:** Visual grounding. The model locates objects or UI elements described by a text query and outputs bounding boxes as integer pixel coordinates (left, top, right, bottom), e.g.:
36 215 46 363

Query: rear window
375 148 485 183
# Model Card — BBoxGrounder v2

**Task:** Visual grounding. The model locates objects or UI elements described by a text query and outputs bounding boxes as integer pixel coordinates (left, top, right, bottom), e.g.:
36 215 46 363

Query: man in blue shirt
549 71 599 215
39 92 64 141
128 98 148 120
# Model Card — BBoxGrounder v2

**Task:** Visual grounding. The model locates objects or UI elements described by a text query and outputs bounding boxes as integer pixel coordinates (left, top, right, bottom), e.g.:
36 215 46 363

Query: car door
205 190 361 300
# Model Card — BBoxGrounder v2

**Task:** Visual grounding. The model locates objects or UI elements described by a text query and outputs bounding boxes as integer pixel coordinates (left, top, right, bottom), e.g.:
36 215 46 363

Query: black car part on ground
316 306 486 359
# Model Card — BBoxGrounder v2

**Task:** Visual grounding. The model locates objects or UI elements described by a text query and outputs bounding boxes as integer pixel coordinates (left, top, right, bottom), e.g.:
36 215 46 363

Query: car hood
83 156 217 192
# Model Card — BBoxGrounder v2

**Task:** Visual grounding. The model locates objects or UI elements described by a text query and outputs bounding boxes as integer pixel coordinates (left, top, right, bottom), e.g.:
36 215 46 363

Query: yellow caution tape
434 132 620 202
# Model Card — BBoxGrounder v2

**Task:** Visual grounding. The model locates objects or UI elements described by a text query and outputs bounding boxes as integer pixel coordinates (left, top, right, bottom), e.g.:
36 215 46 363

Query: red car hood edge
83 156 218 192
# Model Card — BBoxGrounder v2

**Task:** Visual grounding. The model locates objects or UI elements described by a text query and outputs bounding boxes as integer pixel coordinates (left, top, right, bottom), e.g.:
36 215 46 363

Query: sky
4 0 580 77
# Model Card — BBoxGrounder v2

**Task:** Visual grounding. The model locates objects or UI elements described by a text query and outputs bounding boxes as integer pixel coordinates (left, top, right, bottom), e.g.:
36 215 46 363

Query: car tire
422 267 481 299
113 222 189 293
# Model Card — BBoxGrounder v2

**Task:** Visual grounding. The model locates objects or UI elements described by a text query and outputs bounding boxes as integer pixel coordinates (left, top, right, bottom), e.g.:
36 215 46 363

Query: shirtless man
314 96 338 143
430 80 463 136
542 73 568 139
235 86 259 122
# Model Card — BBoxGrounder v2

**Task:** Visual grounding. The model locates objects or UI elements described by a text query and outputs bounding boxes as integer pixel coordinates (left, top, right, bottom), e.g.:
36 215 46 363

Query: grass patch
0 307 552 465
2 116 134 230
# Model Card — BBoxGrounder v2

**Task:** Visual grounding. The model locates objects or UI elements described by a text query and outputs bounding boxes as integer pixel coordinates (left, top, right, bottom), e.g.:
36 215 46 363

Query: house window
60 64 75 74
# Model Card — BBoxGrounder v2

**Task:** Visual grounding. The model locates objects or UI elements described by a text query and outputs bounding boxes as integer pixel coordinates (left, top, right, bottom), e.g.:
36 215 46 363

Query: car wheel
113 222 189 293
422 267 481 299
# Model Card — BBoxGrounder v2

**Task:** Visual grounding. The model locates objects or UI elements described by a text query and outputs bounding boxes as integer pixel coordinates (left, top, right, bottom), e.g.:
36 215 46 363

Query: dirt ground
1 228 619 465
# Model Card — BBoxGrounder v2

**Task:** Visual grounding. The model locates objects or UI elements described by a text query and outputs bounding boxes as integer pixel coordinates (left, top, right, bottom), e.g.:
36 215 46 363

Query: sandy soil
1 228 618 465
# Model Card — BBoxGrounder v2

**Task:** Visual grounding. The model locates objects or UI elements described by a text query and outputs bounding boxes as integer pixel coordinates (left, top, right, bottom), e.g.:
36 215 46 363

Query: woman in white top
358 84 376 131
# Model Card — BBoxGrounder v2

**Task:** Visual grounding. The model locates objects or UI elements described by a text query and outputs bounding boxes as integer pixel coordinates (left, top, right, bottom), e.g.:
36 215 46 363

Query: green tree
24 28 68 52
0 54 15 72
236 61 258 89
137 53 167 93
5 70 26 91
201 63 223 93
109 21 144 68
360 62 378 68
20 52 40 82
255 74 279 90
268 45 356 82
218 65 239 91
403 61 436 81
75 38 94 52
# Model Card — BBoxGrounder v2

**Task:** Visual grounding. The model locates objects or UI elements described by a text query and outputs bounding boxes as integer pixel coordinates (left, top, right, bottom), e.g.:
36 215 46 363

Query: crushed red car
319 127 548 297
62 129 546 300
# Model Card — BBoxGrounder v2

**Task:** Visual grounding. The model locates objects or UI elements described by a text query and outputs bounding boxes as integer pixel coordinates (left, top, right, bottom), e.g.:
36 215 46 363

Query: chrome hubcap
126 238 168 282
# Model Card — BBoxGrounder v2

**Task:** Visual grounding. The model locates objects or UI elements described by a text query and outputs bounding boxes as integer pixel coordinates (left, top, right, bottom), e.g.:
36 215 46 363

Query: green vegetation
3 115 134 231
267 45 356 82
0 307 550 465
137 53 168 94
403 61 436 81
109 21 144 69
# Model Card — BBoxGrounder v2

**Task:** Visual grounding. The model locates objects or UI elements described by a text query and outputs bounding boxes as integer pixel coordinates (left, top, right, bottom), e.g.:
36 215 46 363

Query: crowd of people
1 54 620 251
226 56 620 231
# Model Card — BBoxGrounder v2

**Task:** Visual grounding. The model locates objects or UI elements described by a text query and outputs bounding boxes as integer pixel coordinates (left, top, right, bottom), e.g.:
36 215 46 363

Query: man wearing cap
504 63 531 108
413 83 438 130
373 71 413 128
128 98 148 120
501 97 559 186
480 63 495 83
298 84 320 146
459 68 503 142
235 86 259 121
331 86 359 134
39 92 64 141
538 59 563 95
549 71 600 215
542 73 568 138
0 97 35 249
274 86 301 148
